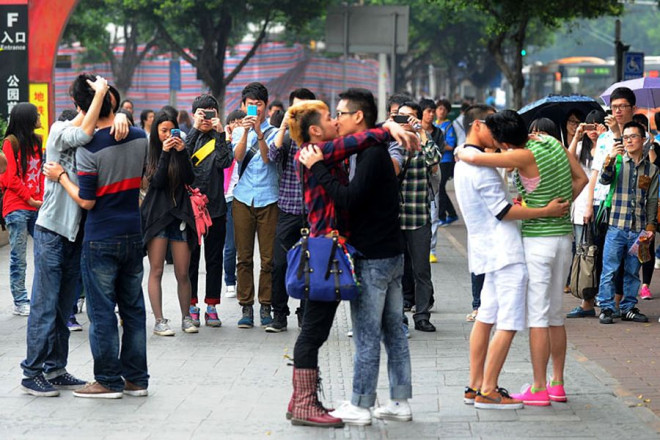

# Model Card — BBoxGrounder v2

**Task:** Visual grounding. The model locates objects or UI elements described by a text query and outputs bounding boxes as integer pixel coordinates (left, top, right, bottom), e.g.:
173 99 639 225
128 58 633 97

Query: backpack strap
191 138 216 167
239 126 276 178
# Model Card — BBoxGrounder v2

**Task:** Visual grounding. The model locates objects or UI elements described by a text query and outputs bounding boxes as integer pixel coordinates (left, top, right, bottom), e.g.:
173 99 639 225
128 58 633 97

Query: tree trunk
486 17 529 109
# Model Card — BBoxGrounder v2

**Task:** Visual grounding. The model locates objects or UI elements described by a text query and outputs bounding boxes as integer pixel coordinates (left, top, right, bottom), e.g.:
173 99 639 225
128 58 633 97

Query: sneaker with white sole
329 401 372 426
124 380 148 397
76 297 85 314
13 303 30 316
20 375 60 397
67 315 83 331
189 306 200 327
153 318 175 336
73 381 122 399
48 372 86 390
226 285 236 298
182 316 199 333
373 399 412 422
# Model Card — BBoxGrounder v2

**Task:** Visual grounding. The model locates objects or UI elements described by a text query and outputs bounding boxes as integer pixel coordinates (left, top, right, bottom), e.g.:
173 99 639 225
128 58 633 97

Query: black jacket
141 149 196 250
185 127 233 218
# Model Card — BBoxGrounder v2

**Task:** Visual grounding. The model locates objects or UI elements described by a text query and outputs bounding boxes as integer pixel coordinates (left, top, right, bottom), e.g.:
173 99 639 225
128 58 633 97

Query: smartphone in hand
247 105 258 117
204 110 215 120
170 128 181 138
393 115 409 124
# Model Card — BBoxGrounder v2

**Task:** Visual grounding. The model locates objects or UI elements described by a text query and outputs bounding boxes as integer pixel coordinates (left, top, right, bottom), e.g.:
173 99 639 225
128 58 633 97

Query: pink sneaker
640 285 653 300
511 385 550 406
546 382 567 402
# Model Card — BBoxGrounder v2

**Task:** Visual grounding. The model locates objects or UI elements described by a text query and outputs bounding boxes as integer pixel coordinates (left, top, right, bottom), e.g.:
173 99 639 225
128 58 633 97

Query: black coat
141 149 197 250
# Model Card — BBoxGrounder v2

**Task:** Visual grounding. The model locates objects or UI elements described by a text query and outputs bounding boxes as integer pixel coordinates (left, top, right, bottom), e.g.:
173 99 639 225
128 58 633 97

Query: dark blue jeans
224 200 237 286
81 234 149 391
5 209 37 305
21 226 81 379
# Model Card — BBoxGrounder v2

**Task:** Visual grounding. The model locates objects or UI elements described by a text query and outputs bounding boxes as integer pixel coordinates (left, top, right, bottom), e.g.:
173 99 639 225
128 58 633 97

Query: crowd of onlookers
4 71 659 426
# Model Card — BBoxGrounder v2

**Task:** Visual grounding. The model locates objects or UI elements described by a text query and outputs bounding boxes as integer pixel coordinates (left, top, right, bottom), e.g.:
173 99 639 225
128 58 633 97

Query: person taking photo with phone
185 94 234 328
141 111 198 336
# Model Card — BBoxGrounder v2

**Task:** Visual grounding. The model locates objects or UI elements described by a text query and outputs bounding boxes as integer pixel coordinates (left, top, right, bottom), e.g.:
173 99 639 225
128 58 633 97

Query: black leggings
293 300 339 369
641 235 656 286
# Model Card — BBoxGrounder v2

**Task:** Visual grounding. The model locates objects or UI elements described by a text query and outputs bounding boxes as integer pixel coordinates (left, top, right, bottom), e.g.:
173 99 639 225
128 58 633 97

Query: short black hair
387 92 413 113
463 104 496 135
460 102 470 112
69 73 112 118
270 109 285 128
586 109 605 125
268 100 284 110
140 109 154 128
623 120 646 137
241 82 269 104
486 110 528 146
289 88 316 105
654 112 660 132
108 85 120 113
340 88 378 128
192 94 219 114
419 98 436 113
610 87 636 107
529 117 560 141
226 109 246 125
400 101 422 119
436 98 451 112
58 109 78 122
632 113 649 131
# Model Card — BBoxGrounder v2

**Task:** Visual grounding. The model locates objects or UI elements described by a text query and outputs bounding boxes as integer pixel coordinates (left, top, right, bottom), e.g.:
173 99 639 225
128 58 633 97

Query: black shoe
414 319 436 332
599 309 614 324
265 314 288 333
403 302 413 312
621 307 648 322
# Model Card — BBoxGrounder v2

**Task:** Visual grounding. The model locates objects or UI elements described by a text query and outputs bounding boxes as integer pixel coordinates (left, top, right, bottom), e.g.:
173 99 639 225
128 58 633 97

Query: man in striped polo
53 83 149 399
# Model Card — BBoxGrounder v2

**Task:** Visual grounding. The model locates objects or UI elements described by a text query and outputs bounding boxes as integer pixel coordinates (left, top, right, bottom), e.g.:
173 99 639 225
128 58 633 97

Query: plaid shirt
268 133 302 215
295 128 392 237
398 137 441 230
600 153 659 232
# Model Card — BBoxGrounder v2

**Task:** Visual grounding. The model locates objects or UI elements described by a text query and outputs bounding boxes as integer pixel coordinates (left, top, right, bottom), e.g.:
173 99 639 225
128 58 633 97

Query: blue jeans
224 200 237 286
81 234 149 391
351 255 412 407
596 226 642 313
21 226 81 378
5 209 37 305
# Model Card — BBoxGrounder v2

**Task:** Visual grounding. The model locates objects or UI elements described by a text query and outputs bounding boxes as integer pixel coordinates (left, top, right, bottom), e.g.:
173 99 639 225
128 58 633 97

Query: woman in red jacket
2 103 44 316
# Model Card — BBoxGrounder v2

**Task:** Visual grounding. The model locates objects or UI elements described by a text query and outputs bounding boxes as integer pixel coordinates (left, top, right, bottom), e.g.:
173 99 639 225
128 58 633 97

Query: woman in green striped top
456 110 588 406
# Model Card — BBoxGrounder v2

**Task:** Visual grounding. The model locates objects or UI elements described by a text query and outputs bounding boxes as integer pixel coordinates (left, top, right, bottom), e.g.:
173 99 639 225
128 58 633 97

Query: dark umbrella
518 94 604 145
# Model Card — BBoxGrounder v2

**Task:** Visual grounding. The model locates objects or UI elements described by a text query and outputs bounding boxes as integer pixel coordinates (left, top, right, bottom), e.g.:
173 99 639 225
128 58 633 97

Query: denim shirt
232 120 279 207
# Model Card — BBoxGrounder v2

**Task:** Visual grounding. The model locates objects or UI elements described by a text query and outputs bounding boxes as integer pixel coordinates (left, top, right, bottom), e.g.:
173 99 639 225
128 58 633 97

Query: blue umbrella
600 77 660 108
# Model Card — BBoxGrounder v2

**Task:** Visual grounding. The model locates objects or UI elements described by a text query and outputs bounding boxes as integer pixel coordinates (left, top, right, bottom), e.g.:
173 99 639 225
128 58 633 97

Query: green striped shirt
514 136 573 237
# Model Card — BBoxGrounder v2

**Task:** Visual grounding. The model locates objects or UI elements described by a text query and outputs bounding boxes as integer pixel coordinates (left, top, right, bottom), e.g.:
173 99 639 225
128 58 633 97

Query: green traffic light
521 49 527 56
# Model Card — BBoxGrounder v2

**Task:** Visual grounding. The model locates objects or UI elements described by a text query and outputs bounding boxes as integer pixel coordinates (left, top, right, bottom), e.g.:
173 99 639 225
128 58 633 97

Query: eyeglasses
622 134 643 141
336 110 357 118
611 104 632 112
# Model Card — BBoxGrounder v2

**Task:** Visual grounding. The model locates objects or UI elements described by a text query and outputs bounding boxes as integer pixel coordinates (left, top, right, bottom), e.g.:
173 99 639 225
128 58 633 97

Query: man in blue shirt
432 98 459 230
232 82 279 329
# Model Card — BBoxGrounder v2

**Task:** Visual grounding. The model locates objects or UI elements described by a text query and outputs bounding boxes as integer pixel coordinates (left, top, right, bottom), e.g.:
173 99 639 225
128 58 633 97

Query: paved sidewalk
0 230 659 439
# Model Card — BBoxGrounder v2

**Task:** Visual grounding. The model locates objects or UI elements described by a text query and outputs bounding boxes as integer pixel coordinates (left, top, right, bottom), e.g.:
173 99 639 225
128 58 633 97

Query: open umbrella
600 77 660 108
518 94 603 128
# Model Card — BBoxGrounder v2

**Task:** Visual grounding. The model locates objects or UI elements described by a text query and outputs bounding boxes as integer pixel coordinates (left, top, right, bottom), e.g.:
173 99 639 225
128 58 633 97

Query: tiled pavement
0 219 659 439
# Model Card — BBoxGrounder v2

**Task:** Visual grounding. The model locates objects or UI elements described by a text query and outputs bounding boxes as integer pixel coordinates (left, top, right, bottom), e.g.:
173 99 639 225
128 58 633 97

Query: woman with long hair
140 110 198 336
2 102 44 316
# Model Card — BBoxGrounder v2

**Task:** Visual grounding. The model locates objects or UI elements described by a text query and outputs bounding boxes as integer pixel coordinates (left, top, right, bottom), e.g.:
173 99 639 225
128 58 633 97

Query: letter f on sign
7 13 18 28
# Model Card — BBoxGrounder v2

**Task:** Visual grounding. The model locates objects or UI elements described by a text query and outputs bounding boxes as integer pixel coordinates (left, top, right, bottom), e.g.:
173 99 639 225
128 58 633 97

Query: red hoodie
2 138 44 217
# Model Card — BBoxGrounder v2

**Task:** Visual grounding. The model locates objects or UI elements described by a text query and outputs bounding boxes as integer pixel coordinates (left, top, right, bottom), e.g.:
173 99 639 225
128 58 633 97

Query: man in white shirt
454 105 569 410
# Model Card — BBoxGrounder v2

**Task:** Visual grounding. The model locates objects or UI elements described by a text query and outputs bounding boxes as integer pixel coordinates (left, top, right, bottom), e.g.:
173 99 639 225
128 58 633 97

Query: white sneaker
226 285 236 298
347 329 353 337
153 319 175 336
12 303 30 316
373 399 412 422
655 258 660 270
329 401 371 426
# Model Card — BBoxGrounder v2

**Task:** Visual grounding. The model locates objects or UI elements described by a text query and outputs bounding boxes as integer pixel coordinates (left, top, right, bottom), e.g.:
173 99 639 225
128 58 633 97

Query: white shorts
476 263 528 331
523 235 573 327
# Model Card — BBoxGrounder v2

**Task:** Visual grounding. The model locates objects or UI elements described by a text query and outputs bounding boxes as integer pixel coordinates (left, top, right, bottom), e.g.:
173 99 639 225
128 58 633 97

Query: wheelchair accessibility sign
624 52 644 80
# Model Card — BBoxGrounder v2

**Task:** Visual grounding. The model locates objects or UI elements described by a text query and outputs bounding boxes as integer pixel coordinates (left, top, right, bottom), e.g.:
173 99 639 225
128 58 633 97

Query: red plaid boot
286 368 334 420
290 368 343 427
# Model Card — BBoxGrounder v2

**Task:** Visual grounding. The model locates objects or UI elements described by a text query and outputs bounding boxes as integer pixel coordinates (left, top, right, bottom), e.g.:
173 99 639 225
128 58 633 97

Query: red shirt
2 138 44 217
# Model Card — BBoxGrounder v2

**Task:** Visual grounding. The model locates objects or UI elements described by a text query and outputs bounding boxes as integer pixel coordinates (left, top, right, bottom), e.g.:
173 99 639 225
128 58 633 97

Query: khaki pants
232 200 278 306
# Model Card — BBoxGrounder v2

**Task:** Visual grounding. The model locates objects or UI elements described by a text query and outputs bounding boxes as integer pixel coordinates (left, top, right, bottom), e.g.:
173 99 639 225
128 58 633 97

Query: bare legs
529 325 567 389
469 321 516 394
147 238 192 319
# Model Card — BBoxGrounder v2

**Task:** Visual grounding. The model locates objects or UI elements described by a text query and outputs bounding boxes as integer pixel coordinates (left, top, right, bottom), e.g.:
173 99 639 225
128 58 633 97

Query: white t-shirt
571 141 593 224
454 147 525 274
